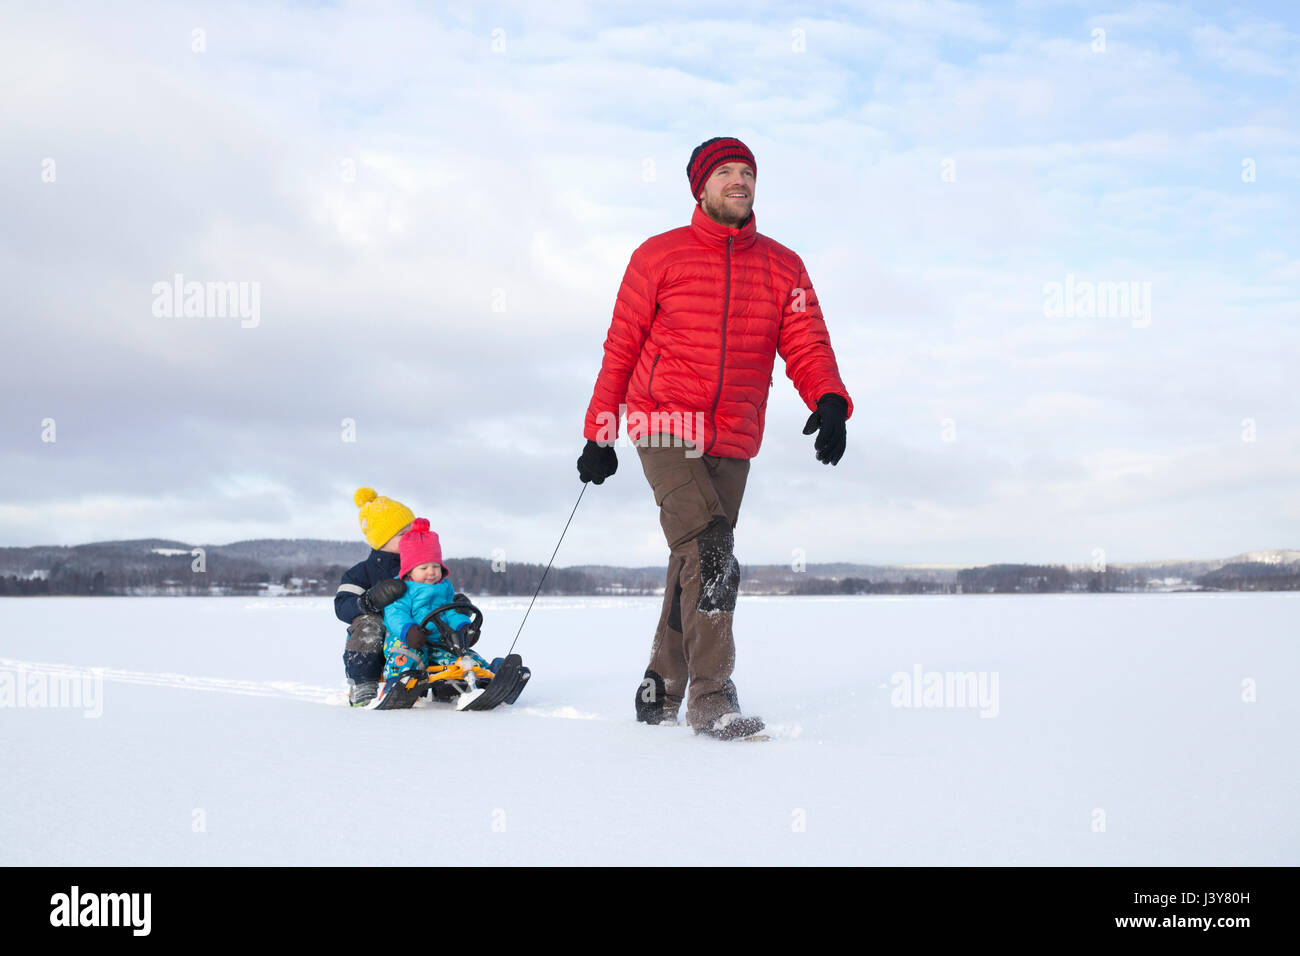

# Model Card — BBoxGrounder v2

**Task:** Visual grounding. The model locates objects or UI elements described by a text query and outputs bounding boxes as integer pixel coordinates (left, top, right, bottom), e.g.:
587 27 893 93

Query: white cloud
0 0 1296 564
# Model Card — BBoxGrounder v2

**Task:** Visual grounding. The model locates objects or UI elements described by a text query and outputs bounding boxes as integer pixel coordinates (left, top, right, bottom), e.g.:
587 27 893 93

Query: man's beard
700 193 752 228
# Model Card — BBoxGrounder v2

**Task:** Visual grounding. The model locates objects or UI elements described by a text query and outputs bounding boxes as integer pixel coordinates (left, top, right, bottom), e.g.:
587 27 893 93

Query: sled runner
371 596 530 711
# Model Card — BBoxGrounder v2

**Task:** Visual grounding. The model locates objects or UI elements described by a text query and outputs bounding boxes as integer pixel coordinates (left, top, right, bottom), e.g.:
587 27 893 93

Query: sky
1 0 1297 567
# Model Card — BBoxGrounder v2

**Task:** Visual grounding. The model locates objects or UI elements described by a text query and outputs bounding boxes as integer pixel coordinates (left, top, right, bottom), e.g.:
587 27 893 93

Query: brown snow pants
635 438 750 728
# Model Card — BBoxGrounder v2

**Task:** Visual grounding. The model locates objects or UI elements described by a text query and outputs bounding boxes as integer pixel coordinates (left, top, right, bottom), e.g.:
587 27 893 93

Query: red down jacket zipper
704 236 733 455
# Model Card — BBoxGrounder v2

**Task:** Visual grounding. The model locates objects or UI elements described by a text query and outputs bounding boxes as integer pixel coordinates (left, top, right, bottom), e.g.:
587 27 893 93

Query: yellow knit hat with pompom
354 487 415 550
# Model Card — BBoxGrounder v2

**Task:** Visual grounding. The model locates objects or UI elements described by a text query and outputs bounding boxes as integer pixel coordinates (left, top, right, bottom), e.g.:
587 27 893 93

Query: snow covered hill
1 594 1296 865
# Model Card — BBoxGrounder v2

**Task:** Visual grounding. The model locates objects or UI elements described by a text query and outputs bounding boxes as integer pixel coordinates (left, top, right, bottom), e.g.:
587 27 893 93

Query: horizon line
3 537 1298 571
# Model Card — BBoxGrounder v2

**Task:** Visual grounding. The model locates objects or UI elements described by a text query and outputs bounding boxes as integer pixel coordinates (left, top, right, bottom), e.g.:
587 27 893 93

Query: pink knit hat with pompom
398 518 450 580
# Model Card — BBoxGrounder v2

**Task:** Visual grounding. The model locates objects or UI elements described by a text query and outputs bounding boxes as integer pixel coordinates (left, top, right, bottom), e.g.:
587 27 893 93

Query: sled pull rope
507 483 586 655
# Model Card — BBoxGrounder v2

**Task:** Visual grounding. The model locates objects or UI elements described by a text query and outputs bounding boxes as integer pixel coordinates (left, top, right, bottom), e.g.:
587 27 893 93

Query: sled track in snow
0 657 344 706
0 658 804 737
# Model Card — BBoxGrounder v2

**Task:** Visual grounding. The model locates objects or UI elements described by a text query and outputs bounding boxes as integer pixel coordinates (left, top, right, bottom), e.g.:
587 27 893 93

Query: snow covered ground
1 593 1296 865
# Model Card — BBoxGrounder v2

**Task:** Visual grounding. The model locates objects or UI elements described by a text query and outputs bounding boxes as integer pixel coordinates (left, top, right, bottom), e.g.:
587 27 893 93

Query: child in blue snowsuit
381 518 492 683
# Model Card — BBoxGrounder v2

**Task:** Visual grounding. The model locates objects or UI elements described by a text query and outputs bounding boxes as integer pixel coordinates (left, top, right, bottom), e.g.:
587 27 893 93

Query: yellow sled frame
424 660 495 684
389 661 495 694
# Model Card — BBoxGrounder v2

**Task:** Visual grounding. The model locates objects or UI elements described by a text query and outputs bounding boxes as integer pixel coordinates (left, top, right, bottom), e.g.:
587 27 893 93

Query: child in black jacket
335 487 415 706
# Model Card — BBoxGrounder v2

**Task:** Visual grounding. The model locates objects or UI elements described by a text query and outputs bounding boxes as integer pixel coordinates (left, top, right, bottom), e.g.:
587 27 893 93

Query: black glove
358 577 406 615
577 439 618 484
448 623 473 655
404 624 428 651
802 393 848 465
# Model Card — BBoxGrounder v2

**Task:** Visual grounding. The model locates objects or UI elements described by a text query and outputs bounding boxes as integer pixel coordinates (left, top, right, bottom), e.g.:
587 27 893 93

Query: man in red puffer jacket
577 136 853 740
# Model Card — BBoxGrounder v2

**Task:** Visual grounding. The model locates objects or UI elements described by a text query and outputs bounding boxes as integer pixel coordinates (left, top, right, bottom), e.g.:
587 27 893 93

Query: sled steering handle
419 599 483 651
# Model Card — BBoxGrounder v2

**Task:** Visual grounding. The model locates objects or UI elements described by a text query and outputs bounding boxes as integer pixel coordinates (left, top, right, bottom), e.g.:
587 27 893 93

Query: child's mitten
404 624 428 650
360 577 405 615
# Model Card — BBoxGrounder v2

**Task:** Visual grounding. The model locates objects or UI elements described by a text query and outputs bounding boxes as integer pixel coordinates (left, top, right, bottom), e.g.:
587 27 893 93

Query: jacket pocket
647 353 662 406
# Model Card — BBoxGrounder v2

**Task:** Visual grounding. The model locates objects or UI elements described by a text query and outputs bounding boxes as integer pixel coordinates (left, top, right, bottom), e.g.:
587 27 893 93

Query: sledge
371 595 530 711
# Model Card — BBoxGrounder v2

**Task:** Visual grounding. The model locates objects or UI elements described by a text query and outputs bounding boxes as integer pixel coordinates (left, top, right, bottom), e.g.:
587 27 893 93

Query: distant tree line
1 551 1297 596
0 559 349 596
0 554 599 597
789 576 953 595
955 564 1149 593
787 564 1184 595
1197 562 1300 591
438 558 598 596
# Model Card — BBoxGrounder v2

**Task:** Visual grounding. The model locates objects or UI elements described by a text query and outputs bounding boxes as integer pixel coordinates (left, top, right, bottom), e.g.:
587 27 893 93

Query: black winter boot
635 669 677 725
694 712 766 740
348 679 379 707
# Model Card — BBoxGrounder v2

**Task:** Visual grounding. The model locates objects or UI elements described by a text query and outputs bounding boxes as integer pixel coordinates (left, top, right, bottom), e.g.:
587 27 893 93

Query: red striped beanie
687 137 756 200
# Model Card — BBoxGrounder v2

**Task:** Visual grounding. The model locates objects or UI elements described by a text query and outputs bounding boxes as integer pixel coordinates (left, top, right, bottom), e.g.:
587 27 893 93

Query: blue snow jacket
334 549 401 623
383 578 473 647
